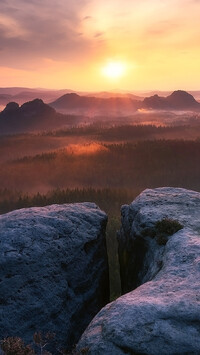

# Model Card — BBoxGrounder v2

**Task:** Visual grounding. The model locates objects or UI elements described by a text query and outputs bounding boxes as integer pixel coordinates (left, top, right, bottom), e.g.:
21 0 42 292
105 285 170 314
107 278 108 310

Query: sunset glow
0 0 199 90
102 62 126 79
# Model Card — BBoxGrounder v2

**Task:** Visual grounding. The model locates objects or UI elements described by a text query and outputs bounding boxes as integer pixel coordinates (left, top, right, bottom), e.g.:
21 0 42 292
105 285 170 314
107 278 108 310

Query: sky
0 0 200 91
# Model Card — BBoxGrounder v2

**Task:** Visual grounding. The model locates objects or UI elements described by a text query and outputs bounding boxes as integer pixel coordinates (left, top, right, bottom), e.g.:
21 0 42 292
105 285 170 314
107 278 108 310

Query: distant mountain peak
49 92 140 113
0 98 75 134
21 98 46 109
167 90 197 103
67 93 79 97
170 90 193 97
143 90 200 110
167 90 199 108
4 102 19 111
19 98 55 117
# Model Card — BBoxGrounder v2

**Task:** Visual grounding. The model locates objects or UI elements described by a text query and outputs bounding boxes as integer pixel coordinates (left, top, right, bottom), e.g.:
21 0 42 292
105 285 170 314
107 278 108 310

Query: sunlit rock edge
77 188 200 355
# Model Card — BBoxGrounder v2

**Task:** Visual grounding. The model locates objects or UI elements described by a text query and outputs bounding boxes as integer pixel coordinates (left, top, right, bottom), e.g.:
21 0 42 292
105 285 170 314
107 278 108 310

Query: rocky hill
50 90 200 115
1 90 199 134
143 90 200 110
50 93 140 115
0 99 77 135
77 188 200 354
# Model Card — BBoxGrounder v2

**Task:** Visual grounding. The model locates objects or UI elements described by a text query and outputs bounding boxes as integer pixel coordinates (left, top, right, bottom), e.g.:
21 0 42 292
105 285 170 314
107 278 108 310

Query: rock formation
3 102 20 111
0 203 109 352
143 90 200 110
77 188 200 354
0 99 77 135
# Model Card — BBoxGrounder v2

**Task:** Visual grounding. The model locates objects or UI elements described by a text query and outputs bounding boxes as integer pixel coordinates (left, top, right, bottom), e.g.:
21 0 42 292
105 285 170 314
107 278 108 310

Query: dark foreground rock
0 203 109 352
77 188 200 354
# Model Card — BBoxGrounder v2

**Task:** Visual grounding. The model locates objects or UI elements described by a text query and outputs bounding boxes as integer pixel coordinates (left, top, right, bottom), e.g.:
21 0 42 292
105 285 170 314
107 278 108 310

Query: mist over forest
1 92 200 300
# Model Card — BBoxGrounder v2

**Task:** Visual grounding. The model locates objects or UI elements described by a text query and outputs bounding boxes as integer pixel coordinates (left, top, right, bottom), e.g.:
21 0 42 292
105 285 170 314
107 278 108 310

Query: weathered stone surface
77 188 200 354
0 203 109 352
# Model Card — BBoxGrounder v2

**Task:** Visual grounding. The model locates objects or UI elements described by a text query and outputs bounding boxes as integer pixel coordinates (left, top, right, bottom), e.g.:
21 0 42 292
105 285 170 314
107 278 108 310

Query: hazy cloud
0 0 199 70
83 16 92 20
145 20 180 37
0 0 199 91
94 32 104 38
0 0 94 68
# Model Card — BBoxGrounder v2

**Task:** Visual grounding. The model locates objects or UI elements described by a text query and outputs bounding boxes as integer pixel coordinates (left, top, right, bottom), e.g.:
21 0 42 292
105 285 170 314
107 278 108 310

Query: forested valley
1 123 200 298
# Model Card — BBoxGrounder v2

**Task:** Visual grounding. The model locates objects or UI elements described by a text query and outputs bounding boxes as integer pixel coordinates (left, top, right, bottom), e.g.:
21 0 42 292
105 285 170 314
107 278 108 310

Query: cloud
0 0 95 68
145 20 180 37
83 15 92 20
0 0 199 91
94 31 104 38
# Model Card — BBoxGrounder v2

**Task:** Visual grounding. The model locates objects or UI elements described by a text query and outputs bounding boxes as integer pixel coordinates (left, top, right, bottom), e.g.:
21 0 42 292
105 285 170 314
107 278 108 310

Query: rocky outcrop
0 99 77 135
3 102 20 111
143 90 200 110
0 203 109 352
77 188 200 354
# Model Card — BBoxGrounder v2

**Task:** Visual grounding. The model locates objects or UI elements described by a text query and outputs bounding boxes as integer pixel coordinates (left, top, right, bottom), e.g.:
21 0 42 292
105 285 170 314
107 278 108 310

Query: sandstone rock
77 188 200 354
0 203 109 352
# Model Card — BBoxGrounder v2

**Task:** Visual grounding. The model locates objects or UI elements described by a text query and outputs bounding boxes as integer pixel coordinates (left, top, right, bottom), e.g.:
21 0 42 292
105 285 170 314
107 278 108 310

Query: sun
102 61 126 79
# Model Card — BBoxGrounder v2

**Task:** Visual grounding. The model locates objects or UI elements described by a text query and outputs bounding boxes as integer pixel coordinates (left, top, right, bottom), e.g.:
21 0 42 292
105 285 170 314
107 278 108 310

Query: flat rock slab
0 203 109 352
77 188 200 354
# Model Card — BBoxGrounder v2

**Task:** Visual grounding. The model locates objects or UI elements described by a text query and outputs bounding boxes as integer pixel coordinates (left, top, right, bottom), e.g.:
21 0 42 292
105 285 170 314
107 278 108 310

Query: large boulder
77 188 200 354
0 203 109 352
